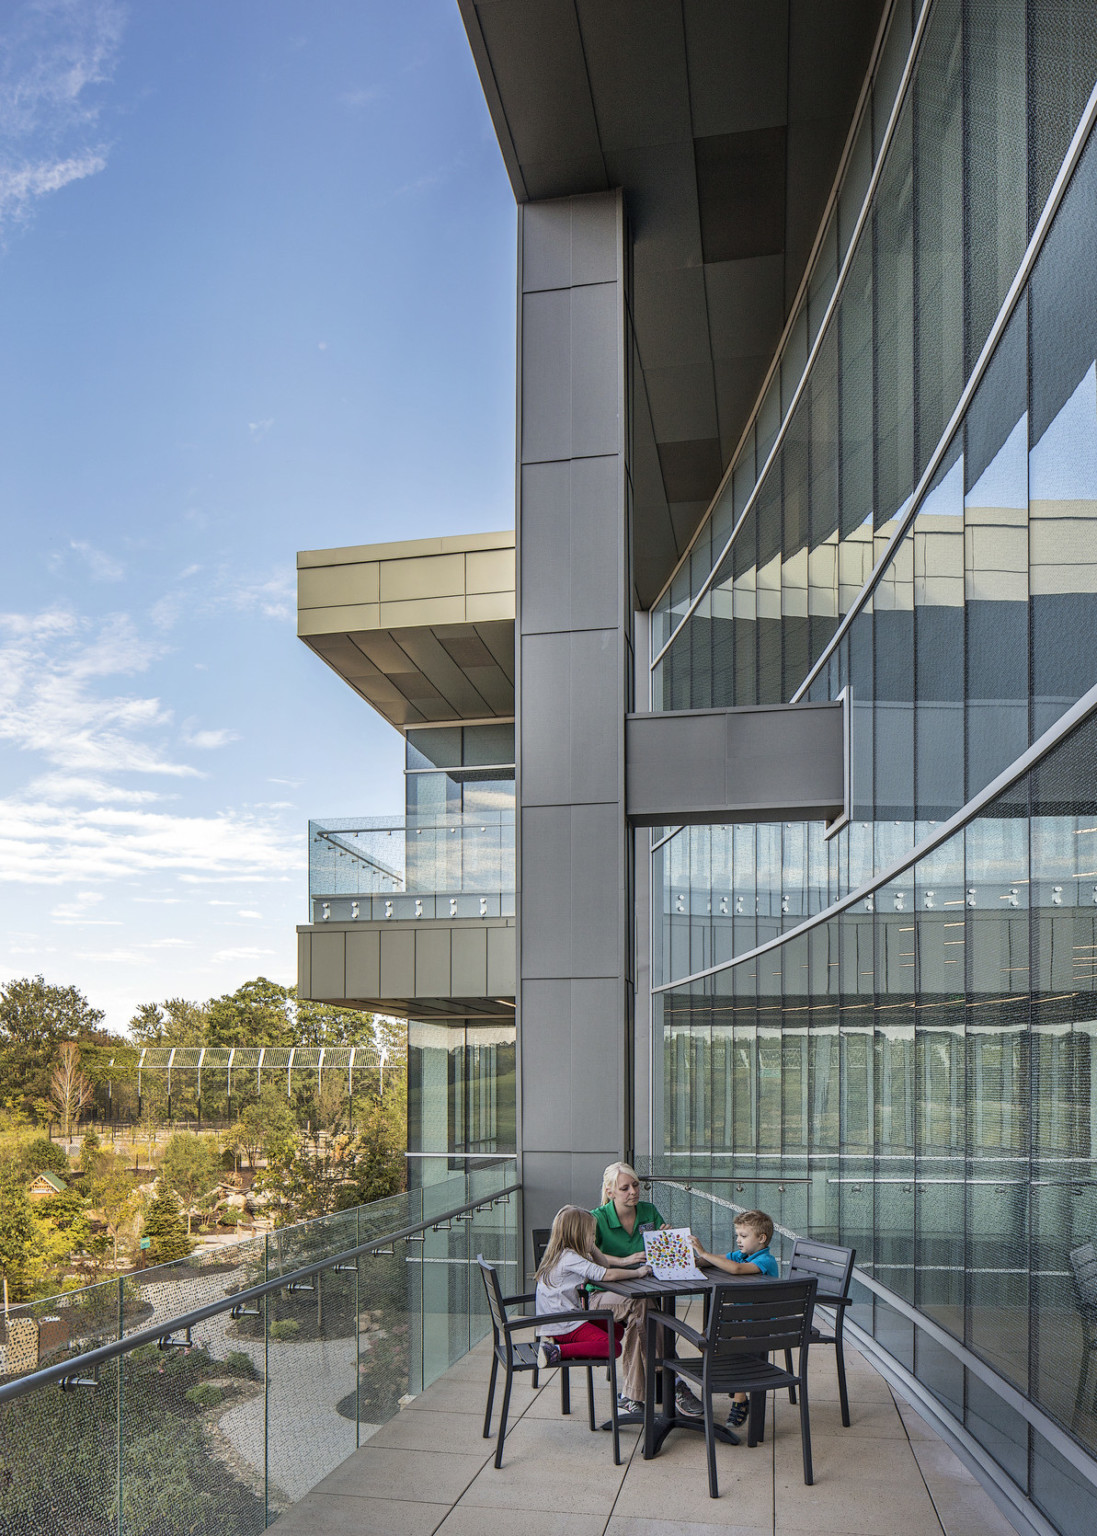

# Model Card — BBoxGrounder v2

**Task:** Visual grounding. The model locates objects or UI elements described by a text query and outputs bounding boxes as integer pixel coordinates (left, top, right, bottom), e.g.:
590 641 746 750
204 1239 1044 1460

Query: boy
690 1210 779 1427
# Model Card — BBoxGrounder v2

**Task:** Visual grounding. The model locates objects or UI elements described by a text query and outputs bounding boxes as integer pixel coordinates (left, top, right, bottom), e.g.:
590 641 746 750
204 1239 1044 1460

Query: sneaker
726 1400 749 1428
616 1393 644 1415
675 1383 704 1418
537 1338 561 1368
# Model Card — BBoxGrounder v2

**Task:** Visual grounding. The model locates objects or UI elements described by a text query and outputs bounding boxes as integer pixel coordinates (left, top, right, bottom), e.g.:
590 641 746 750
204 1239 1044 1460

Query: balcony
300 815 515 1017
308 814 514 926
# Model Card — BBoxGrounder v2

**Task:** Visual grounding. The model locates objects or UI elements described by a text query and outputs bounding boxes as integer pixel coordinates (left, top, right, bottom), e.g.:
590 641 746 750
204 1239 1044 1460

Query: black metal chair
783 1237 856 1427
1070 1241 1097 1429
477 1254 622 1466
645 1277 818 1497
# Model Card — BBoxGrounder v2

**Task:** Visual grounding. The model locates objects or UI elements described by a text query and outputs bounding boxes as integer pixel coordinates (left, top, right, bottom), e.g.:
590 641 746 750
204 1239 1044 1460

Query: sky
0 0 517 1032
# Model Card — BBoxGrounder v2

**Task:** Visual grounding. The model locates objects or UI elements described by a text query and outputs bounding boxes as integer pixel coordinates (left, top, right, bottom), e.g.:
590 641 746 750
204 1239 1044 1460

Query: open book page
642 1226 707 1281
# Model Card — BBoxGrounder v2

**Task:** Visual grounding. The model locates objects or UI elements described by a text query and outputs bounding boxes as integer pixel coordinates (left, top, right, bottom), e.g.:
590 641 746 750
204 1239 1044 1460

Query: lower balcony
271 1301 1014 1536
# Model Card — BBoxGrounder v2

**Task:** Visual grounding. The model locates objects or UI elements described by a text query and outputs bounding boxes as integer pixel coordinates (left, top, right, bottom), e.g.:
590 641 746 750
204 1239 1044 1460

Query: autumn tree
50 1043 94 1139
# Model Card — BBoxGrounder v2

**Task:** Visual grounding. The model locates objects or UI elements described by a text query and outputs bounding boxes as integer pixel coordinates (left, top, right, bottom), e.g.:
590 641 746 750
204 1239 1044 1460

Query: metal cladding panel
378 930 416 999
345 928 381 998
308 931 346 999
297 931 311 997
414 927 452 997
520 456 622 635
487 925 517 996
625 702 846 825
451 927 489 997
519 629 620 807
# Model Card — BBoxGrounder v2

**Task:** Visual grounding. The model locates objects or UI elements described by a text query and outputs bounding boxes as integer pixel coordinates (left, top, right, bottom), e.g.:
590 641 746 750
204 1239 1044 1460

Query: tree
88 1157 141 1270
129 998 209 1045
50 1043 94 1139
141 1184 194 1264
159 1134 221 1236
20 1136 69 1179
206 978 295 1048
0 976 106 1115
0 1166 36 1309
237 1087 297 1170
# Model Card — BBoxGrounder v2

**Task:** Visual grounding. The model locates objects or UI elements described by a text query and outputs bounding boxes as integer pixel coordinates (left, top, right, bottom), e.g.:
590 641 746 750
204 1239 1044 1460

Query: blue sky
0 0 516 1031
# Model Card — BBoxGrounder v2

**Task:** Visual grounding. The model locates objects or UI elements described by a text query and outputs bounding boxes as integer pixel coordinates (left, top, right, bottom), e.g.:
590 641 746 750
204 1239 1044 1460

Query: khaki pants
587 1291 656 1403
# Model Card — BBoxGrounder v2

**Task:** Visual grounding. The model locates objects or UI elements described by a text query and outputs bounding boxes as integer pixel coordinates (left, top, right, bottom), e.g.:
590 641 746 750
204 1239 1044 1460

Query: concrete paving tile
368 1407 502 1454
407 1378 506 1414
438 1509 607 1536
920 1480 1020 1536
311 1445 487 1504
612 1437 775 1523
605 1517 769 1536
266 1492 449 1535
772 1430 928 1486
896 1403 939 1441
775 1473 944 1535
771 1396 906 1438
911 1440 979 1486
458 1417 630 1513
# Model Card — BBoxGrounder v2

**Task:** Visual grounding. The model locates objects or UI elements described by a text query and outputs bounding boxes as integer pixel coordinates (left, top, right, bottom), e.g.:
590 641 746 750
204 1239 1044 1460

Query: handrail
0 1182 521 1406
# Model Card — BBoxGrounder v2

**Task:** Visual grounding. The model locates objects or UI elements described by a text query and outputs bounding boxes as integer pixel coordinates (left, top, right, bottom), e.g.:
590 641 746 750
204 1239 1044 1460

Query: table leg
641 1296 740 1456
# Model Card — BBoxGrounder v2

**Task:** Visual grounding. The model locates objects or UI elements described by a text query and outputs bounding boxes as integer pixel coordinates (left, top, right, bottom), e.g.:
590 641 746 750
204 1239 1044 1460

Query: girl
534 1204 650 1367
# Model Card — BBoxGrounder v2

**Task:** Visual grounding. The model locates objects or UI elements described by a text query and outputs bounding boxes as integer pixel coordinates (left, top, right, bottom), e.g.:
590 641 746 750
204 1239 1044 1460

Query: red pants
553 1320 622 1360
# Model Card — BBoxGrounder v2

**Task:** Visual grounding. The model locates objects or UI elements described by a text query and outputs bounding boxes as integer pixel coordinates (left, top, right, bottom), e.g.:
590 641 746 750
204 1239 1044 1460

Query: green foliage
237 1086 297 1169
78 1126 102 1171
129 997 210 1046
21 1134 69 1178
184 1382 224 1408
160 1133 221 1235
0 975 107 1115
0 1164 36 1300
140 1184 195 1264
223 1349 259 1378
268 1318 299 1341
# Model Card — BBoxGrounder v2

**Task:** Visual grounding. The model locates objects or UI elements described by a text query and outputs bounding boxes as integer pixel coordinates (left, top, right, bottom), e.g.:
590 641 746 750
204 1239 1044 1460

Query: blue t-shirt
728 1245 780 1277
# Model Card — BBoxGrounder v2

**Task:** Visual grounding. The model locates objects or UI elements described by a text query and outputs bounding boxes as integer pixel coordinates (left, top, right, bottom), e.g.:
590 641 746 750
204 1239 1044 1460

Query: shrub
223 1350 259 1379
268 1319 299 1342
184 1382 223 1409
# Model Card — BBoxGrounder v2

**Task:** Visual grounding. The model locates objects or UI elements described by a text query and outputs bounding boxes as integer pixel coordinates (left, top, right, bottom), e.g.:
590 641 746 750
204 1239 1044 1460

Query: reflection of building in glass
295 6 1097 1529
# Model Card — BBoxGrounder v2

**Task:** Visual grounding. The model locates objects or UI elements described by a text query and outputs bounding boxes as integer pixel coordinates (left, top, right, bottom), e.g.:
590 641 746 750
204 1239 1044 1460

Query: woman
588 1161 702 1417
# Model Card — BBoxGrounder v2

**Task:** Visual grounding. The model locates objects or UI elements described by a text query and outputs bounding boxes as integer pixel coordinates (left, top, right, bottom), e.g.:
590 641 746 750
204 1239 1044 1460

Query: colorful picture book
642 1226 707 1281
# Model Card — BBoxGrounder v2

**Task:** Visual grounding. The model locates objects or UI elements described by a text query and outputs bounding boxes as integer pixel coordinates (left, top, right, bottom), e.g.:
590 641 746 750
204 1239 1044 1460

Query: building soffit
458 0 886 607
297 530 515 730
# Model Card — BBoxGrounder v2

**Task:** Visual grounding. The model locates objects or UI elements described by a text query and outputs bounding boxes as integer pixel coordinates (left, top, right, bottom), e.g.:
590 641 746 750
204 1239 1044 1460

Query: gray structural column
516 191 631 1239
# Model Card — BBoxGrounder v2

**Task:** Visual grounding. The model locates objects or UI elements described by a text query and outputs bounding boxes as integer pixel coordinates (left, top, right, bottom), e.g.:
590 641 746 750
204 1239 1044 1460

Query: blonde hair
535 1205 598 1280
600 1160 640 1206
735 1209 774 1245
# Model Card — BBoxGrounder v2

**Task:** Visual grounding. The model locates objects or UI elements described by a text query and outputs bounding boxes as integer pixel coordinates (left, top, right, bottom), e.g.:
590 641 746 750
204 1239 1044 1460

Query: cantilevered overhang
459 0 886 605
298 531 514 729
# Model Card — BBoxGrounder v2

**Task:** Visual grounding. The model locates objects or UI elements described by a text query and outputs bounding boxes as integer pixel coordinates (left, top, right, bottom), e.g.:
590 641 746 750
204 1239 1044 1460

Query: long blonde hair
600 1160 640 1206
535 1205 598 1280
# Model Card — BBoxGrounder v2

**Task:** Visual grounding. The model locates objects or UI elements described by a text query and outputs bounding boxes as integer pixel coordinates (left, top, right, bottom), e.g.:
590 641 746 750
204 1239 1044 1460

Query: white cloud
0 796 304 886
0 610 199 778
248 418 273 440
214 946 276 962
221 569 295 622
70 539 124 581
0 1 125 233
236 909 261 919
183 726 240 751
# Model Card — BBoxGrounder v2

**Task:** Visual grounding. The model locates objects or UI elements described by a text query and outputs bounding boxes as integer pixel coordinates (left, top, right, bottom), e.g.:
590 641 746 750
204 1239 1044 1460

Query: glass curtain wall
648 4 1097 1530
408 1018 516 1186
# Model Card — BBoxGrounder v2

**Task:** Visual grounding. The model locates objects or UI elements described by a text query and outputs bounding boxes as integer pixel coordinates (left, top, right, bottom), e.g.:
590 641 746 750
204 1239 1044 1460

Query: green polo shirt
592 1198 664 1259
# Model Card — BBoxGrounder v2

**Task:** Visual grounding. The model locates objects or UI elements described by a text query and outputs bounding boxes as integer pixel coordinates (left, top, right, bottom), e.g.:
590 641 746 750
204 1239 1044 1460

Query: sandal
726 1401 749 1428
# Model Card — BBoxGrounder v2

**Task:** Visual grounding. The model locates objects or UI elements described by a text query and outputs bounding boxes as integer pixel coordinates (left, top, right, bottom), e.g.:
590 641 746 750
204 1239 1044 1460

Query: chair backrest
1070 1241 1097 1316
706 1278 818 1370
787 1237 855 1301
477 1254 510 1343
532 1227 552 1272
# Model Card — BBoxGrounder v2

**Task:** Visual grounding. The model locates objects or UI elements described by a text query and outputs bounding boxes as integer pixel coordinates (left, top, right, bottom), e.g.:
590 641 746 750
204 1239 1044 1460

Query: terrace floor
268 1311 1019 1536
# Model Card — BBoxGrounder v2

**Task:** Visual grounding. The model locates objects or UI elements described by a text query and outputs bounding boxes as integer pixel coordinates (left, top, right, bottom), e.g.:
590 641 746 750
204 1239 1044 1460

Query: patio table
594 1269 765 1450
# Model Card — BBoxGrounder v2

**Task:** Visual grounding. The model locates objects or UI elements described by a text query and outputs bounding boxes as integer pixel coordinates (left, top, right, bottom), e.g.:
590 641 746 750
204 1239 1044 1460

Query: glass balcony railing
0 1164 519 1536
308 814 515 923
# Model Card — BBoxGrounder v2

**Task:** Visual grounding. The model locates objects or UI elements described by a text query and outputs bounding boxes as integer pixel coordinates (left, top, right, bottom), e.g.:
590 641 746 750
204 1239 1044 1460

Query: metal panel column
516 191 632 1239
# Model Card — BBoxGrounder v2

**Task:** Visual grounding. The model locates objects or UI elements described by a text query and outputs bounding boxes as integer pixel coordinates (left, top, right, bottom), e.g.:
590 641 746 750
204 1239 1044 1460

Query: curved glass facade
648 5 1097 1528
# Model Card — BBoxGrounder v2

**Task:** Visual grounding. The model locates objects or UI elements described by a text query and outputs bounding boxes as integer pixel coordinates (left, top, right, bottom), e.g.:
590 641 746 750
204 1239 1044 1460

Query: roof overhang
298 530 514 729
459 0 886 605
